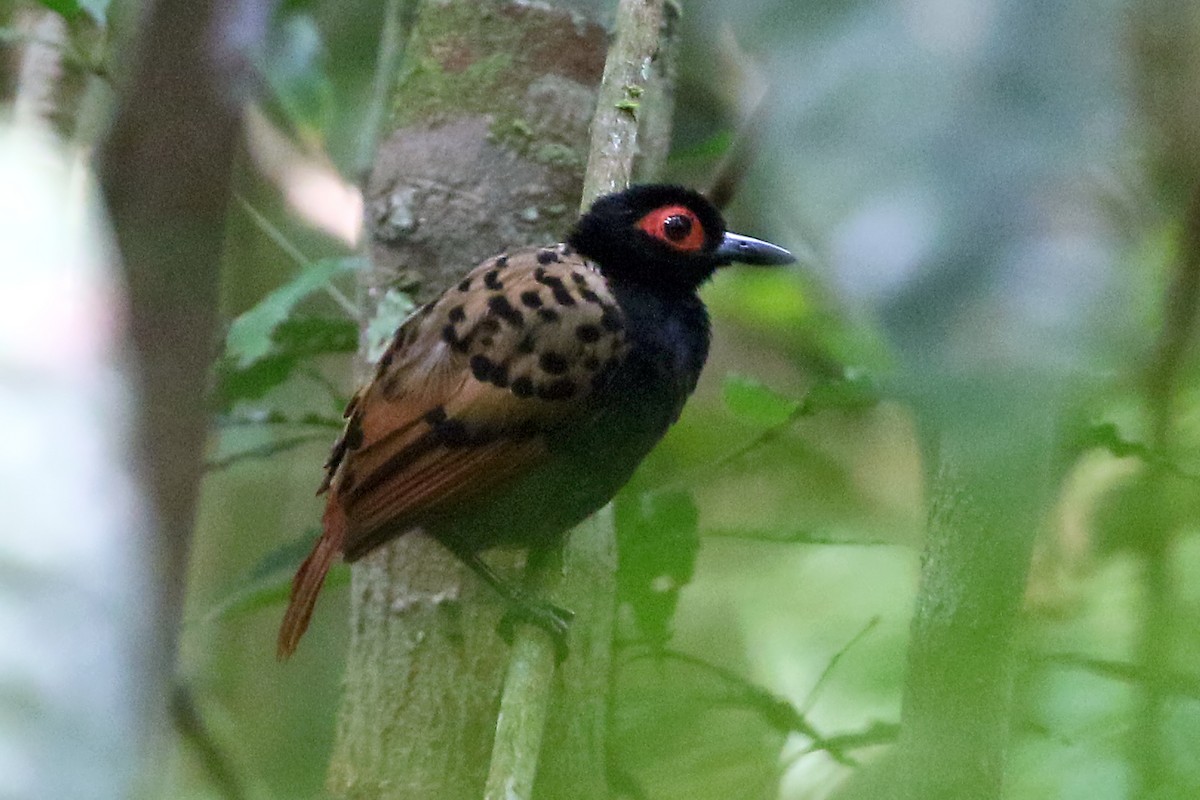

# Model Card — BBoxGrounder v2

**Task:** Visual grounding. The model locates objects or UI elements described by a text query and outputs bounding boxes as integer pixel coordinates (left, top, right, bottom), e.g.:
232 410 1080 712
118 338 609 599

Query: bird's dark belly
432 323 703 552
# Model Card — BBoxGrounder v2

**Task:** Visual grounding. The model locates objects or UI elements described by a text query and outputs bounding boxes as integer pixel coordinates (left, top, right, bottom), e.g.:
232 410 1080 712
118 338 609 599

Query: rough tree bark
326 1 673 796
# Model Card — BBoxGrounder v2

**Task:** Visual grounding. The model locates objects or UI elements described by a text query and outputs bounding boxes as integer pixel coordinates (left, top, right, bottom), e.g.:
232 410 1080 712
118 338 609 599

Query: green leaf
666 130 734 167
212 315 357 410
722 374 801 427
201 531 350 623
802 370 880 414
31 0 107 23
35 0 82 19
615 489 700 645
365 288 416 364
225 256 357 368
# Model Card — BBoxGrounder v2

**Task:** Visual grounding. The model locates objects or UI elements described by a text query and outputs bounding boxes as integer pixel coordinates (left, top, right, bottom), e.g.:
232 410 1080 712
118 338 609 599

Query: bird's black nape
568 184 792 293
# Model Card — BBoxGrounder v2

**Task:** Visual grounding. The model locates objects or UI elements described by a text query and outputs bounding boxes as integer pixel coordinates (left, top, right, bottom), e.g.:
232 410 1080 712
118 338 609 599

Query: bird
277 184 794 659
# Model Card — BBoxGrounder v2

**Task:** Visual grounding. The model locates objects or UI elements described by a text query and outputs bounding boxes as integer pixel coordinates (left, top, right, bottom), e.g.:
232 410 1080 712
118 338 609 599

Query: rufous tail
277 498 346 659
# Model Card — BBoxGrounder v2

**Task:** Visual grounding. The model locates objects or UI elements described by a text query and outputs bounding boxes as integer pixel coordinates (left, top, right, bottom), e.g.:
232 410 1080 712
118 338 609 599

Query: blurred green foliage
7 0 1189 797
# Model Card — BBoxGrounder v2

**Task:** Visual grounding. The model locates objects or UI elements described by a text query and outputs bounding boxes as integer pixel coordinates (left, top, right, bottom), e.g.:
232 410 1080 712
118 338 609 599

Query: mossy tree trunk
327 1 675 796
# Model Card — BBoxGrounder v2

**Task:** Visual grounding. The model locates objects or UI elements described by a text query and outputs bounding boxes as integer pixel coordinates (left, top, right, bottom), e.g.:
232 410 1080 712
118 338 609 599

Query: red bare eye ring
636 205 706 252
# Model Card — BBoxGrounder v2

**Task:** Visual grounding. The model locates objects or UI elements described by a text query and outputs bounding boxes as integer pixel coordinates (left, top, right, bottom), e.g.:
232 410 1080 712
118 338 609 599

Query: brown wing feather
278 244 628 657
336 245 626 541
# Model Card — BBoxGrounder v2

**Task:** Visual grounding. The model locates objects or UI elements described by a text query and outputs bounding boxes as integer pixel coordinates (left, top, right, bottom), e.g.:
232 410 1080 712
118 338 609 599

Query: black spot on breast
575 323 601 343
511 376 535 398
570 272 589 288
487 294 524 327
424 407 447 424
520 290 543 308
458 277 472 292
582 355 601 371
470 354 496 382
535 268 576 306
448 304 466 323
538 308 560 323
485 269 504 290
539 351 569 375
537 249 559 265
579 288 602 304
518 335 535 353
538 378 576 400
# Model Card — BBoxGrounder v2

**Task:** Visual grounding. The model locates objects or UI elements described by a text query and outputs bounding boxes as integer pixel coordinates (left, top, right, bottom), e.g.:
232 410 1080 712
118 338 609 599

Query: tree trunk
328 2 615 796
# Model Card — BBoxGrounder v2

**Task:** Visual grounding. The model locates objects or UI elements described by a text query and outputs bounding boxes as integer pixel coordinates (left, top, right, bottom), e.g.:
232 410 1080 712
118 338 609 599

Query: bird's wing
278 244 628 657
329 244 628 559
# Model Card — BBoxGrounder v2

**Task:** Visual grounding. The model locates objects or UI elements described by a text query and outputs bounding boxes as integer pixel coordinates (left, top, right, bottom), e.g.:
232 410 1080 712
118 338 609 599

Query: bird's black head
567 184 795 294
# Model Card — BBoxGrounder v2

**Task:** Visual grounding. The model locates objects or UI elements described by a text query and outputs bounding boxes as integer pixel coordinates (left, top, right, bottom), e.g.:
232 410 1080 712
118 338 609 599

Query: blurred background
3 0 1199 798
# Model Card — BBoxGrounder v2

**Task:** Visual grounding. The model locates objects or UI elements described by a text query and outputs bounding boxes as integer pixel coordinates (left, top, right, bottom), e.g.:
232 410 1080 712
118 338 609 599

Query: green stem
1133 180 1200 799
484 1 672 796
579 0 669 209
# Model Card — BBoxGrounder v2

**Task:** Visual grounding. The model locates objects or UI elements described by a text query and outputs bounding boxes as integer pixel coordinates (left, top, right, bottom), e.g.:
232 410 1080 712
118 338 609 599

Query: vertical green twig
351 0 416 186
1133 181 1200 797
483 1 672 798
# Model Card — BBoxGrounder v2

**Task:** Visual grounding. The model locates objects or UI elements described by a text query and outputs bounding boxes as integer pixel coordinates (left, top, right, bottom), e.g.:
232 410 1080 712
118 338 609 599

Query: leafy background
7 0 1200 798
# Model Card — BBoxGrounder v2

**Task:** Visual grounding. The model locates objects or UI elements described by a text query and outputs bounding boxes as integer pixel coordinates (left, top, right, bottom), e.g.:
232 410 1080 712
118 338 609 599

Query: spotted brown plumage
278 184 795 659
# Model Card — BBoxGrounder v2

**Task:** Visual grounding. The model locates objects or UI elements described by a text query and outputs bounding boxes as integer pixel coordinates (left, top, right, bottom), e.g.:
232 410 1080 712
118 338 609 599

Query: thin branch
204 433 329 472
171 684 248 800
654 374 879 495
793 720 900 762
1075 421 1200 482
625 647 891 766
1133 180 1200 795
1037 652 1200 702
578 0 669 210
216 410 345 429
485 1 671 797
351 0 417 185
235 194 359 318
701 527 894 547
628 648 822 742
801 616 881 713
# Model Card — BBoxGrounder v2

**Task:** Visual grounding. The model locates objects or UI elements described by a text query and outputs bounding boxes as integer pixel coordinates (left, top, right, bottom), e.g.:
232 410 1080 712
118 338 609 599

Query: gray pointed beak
715 231 796 266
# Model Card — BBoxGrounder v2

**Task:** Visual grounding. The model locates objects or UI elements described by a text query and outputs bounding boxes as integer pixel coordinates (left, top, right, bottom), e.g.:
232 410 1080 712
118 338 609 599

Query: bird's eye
662 214 692 242
636 204 706 253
